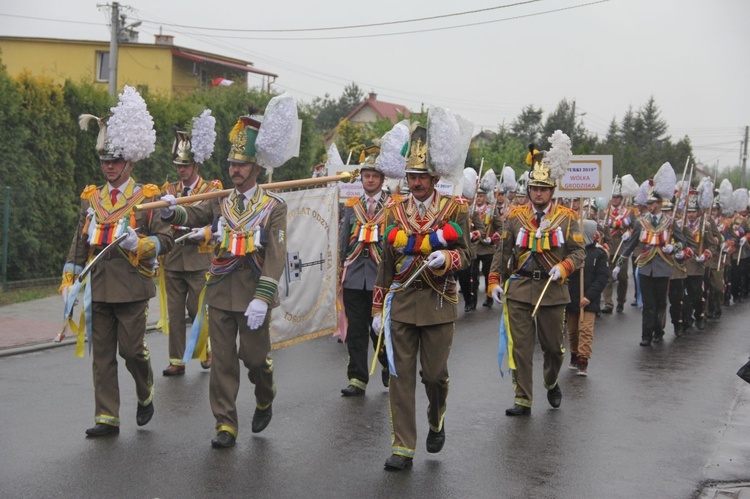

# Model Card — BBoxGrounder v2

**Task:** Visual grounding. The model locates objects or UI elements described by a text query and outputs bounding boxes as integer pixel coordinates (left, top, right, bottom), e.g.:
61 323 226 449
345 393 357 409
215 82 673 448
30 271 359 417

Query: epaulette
264 189 286 203
509 205 530 217
345 197 359 208
210 179 223 189
554 205 579 218
160 181 171 193
385 196 404 208
453 195 468 205
80 184 98 200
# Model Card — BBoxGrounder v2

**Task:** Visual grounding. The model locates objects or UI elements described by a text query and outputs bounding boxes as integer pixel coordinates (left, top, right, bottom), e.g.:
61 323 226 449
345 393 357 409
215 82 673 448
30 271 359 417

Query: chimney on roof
155 33 174 46
368 91 377 101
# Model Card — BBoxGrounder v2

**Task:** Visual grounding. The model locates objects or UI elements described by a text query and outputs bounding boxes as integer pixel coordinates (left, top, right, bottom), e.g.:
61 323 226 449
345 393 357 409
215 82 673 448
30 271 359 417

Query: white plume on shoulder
191 109 216 165
546 130 572 181
635 180 650 206
719 179 733 213
427 107 473 184
619 174 640 198
501 166 517 191
325 143 344 169
697 177 714 210
653 162 677 199
255 93 301 172
480 168 497 193
732 188 749 213
462 167 478 199
107 86 156 162
375 119 410 179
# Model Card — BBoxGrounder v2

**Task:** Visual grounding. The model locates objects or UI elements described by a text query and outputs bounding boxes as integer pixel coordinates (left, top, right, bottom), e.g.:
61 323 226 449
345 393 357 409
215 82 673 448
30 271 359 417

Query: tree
311 82 365 133
509 105 544 146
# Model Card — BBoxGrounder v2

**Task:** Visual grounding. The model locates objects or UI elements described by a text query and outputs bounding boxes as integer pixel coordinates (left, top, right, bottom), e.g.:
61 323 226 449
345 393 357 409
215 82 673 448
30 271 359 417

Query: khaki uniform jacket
339 192 388 291
171 187 287 313
620 213 687 279
602 204 633 256
65 181 173 303
682 216 720 274
489 203 586 306
163 177 220 272
473 204 496 257
373 192 472 326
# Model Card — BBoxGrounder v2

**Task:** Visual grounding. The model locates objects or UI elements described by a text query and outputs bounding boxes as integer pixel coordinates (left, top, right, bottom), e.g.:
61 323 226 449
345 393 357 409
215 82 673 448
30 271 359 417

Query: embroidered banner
270 185 339 347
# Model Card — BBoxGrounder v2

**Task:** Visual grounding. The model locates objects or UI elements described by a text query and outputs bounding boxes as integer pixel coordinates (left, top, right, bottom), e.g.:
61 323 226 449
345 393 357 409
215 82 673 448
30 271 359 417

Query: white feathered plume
427 107 473 184
619 174 640 198
501 166 517 192
732 188 748 213
697 177 714 210
78 114 108 152
107 85 156 162
675 180 691 211
190 109 216 165
719 179 733 214
375 119 410 179
480 168 496 193
325 143 344 169
462 167 478 199
546 130 572 181
255 93 301 172
653 162 677 199
635 180 651 206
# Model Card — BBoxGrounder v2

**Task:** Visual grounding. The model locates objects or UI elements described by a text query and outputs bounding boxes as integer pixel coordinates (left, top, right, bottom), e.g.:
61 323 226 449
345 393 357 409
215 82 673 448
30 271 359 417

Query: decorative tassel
419 235 432 254
403 235 416 254
443 223 458 242
448 221 463 238
394 230 408 248
130 211 136 228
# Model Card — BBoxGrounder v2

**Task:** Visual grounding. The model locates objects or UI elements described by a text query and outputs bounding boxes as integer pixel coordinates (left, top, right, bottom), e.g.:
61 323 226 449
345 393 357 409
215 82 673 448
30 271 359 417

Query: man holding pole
159 96 298 448
161 113 221 376
488 135 585 416
373 118 472 471
601 183 633 313
59 87 173 437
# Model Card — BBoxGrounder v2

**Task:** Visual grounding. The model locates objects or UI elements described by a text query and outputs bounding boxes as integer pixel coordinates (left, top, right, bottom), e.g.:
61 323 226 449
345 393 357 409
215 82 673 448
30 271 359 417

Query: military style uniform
458 207 483 310
602 202 633 311
340 189 389 390
162 177 220 367
620 212 686 343
681 214 719 329
169 186 286 437
488 202 585 408
62 179 173 428
473 202 497 305
373 191 471 460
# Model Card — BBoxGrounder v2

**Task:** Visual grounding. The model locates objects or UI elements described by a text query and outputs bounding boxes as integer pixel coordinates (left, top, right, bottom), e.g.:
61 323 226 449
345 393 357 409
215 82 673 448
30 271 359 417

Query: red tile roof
325 93 411 142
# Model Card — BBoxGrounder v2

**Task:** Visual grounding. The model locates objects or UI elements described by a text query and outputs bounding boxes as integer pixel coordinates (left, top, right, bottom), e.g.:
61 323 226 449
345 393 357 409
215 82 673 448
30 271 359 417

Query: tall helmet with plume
619 174 640 198
106 85 156 163
500 166 517 193
526 130 572 189
479 168 497 194
718 179 733 215
461 167 478 199
375 119 410 179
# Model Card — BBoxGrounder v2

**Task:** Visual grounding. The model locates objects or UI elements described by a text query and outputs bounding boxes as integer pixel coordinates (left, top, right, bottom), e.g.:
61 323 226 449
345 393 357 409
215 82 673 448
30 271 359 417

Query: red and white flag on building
211 77 234 87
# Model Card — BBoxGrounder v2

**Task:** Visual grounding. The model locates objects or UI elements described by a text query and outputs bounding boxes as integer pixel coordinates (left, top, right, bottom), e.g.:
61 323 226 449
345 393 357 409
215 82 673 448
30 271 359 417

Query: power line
140 0 612 42
136 0 543 33
0 13 104 26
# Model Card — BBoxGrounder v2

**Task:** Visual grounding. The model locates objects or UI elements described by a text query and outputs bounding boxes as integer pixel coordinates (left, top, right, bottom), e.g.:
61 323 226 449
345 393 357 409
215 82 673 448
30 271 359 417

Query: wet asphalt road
2 289 750 498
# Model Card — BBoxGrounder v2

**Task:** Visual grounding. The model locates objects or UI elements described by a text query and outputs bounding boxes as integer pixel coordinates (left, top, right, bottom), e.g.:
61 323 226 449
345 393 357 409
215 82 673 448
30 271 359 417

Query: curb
0 323 162 358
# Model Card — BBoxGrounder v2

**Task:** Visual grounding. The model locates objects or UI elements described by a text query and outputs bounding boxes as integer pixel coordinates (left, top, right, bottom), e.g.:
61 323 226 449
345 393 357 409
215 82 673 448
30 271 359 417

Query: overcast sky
1 0 748 169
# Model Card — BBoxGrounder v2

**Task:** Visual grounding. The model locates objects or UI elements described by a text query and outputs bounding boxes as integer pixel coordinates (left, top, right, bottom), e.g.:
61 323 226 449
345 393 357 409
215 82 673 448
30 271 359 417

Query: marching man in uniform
160 95 299 448
488 134 585 416
601 181 634 314
339 145 390 395
161 112 222 376
60 86 173 437
373 115 472 471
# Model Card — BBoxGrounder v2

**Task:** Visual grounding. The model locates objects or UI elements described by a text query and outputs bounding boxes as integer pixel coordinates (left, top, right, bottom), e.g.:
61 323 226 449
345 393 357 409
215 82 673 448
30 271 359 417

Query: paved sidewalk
0 293 162 355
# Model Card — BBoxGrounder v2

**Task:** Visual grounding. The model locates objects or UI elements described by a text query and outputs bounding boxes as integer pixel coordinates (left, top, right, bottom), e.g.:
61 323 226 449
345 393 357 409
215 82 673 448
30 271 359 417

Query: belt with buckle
362 247 370 258
408 278 424 290
517 269 545 280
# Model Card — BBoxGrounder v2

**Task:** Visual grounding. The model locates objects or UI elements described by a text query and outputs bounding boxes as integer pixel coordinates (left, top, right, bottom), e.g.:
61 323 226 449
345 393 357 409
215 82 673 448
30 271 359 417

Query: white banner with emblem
270 185 339 348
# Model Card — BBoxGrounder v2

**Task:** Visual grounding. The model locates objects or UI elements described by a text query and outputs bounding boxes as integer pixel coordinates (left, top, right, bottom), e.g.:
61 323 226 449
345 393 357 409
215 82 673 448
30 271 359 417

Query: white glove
663 243 674 255
549 265 563 281
674 251 685 260
621 231 631 241
213 217 225 239
695 254 706 263
371 314 383 334
483 237 492 244
612 266 621 280
426 251 446 269
159 194 177 219
491 285 504 304
244 299 269 330
119 227 140 252
187 227 206 241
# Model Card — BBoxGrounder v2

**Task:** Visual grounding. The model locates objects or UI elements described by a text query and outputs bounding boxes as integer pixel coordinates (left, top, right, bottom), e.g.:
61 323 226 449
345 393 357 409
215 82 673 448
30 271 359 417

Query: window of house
96 51 110 82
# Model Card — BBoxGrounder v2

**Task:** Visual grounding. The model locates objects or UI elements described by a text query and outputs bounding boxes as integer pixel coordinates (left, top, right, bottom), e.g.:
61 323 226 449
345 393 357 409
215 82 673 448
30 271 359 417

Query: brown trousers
91 300 154 426
388 320 454 458
506 299 565 408
566 310 596 359
165 269 206 364
208 306 275 436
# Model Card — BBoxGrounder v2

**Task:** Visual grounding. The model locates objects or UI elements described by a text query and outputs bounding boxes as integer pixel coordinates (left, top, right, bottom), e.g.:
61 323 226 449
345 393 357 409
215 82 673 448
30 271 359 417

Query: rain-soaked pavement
1 288 750 498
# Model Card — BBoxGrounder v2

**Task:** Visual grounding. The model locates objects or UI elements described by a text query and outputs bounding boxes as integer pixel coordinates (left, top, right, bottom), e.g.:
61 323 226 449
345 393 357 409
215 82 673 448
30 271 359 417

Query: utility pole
742 126 749 189
108 2 120 97
570 99 576 144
